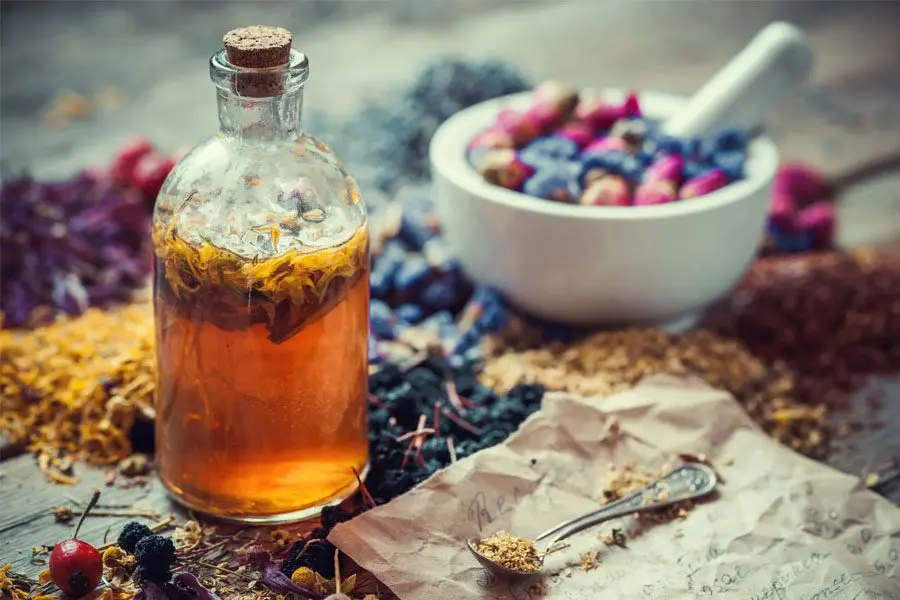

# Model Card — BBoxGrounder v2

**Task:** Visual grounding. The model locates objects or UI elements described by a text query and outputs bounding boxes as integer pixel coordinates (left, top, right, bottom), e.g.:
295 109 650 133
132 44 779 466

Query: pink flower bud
522 103 563 136
634 180 677 206
579 175 631 206
555 121 594 148
798 201 836 248
679 169 729 199
533 81 580 116
468 128 515 150
494 108 540 146
622 92 641 118
643 155 684 185
768 192 798 232
575 97 625 131
583 136 629 154
478 149 534 191
774 162 829 204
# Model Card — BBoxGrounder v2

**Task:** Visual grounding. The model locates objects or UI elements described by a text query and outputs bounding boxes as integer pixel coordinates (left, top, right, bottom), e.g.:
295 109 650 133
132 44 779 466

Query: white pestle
661 21 814 139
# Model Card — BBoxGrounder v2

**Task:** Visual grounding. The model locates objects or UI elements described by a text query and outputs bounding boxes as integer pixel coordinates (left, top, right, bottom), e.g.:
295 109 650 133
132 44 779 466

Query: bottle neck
216 88 304 141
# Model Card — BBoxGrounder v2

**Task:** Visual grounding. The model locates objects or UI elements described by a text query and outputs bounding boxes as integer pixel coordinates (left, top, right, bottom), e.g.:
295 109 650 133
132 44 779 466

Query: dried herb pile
0 140 175 329
0 303 155 473
310 58 533 196
706 248 900 408
480 327 828 457
0 174 151 329
366 353 545 503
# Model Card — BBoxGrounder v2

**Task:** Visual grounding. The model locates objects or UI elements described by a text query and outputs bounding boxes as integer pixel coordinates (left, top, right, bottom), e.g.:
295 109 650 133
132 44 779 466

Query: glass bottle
151 26 370 523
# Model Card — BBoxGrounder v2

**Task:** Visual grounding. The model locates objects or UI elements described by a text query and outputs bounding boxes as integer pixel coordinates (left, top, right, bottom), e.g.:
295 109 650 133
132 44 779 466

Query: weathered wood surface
2 0 900 582
3 379 900 573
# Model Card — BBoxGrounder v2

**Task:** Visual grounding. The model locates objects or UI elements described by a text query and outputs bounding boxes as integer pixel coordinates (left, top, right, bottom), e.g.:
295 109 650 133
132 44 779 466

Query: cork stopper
223 26 293 97
224 26 292 68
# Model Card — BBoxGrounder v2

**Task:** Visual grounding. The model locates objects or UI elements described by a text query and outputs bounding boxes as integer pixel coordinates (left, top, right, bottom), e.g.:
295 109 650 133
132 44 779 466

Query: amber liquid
154 266 370 522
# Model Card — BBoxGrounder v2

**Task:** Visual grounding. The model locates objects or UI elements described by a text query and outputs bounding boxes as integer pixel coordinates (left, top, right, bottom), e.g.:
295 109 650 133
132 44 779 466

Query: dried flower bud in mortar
522 103 566 136
679 169 729 199
583 136 630 154
580 175 631 206
610 118 649 149
575 92 640 130
575 97 623 131
494 108 541 146
478 149 534 191
643 155 684 185
620 92 641 117
468 128 516 151
468 128 516 172
556 120 594 148
533 81 579 112
633 180 677 206
798 201 836 249
523 168 581 202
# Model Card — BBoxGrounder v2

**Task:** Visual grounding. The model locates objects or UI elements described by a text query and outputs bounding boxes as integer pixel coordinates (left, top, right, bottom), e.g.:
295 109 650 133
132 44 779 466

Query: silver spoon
466 462 718 581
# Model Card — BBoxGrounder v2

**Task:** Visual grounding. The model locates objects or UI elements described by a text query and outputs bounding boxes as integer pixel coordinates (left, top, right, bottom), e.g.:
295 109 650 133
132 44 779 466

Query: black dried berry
282 539 337 579
454 440 481 459
136 566 173 583
320 506 354 532
420 436 450 463
117 521 152 553
134 535 176 575
481 430 509 449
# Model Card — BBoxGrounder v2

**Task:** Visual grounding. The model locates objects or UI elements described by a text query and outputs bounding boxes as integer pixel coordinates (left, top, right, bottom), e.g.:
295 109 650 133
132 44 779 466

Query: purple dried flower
768 192 799 232
1 173 152 328
133 582 169 600
798 201 835 248
247 546 323 600
774 162 829 204
679 169 729 199
170 573 222 600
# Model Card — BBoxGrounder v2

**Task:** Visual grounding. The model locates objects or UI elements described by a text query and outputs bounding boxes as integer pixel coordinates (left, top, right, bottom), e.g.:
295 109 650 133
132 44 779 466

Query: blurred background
2 0 900 247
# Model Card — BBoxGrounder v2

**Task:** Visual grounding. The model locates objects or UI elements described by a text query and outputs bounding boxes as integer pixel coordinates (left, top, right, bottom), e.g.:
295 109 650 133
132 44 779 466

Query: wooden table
2 0 900 583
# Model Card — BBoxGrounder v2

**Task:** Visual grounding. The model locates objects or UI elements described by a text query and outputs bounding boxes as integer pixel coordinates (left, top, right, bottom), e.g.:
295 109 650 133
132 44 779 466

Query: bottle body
151 53 370 521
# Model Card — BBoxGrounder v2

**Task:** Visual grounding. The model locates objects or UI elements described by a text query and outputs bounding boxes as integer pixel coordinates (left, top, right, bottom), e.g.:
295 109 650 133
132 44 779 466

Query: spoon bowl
466 537 544 582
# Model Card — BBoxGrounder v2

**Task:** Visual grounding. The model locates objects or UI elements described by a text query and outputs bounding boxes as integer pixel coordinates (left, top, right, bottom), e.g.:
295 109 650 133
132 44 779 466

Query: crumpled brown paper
330 375 900 599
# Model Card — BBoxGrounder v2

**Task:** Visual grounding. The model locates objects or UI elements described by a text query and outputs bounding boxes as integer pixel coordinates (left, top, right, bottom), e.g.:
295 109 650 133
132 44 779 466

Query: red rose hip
49 539 102 597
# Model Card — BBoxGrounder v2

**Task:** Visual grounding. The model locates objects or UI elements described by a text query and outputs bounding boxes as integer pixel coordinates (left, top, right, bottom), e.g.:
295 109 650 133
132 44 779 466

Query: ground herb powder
475 531 542 573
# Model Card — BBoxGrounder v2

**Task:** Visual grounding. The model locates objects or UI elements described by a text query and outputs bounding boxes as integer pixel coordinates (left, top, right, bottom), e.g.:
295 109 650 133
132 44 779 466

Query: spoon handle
537 463 717 548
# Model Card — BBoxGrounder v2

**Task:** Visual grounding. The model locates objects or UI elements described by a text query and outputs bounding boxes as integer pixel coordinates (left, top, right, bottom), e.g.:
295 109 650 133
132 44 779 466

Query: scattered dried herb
600 460 695 524
481 327 829 457
247 547 323 599
0 303 155 469
577 552 599 572
475 531 542 573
